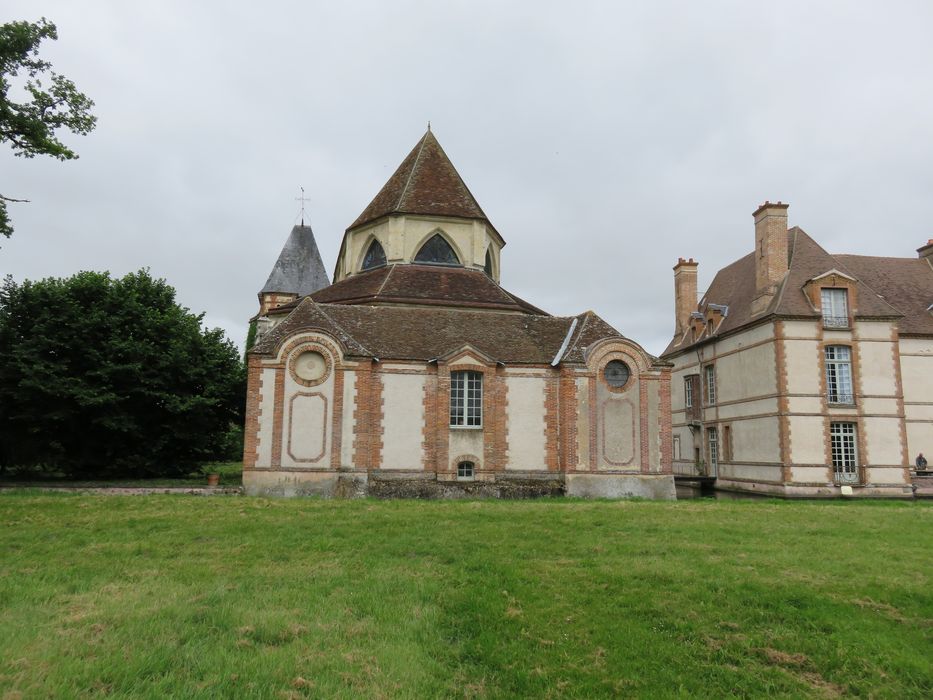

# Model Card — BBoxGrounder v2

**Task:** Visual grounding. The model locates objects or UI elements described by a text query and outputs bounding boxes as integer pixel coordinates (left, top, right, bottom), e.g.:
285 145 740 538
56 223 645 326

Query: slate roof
348 129 499 238
252 299 641 366
272 264 546 315
261 225 330 296
662 227 918 356
834 254 933 336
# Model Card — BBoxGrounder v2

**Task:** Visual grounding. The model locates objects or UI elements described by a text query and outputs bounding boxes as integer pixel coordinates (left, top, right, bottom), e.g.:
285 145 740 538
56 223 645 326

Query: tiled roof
272 264 546 315
261 225 330 296
253 299 634 366
834 254 933 336
348 130 498 237
662 227 910 356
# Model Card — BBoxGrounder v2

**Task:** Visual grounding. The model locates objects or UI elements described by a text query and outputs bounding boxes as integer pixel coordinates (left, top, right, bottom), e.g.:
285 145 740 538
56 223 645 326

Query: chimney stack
673 257 699 336
751 201 789 314
918 239 933 261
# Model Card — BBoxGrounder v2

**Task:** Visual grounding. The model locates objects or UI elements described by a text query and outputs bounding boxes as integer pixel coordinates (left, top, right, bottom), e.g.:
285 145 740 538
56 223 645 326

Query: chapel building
243 129 674 498
662 202 933 498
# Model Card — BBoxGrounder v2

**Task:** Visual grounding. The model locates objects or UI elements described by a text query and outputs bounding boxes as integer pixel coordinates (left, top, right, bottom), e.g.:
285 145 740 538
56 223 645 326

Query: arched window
414 233 460 266
361 239 387 271
484 248 494 277
457 461 475 480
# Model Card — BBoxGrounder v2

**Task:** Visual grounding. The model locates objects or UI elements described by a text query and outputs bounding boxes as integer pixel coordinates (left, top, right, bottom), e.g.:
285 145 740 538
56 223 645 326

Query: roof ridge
376 264 396 296
396 132 429 211
314 302 374 357
563 311 591 360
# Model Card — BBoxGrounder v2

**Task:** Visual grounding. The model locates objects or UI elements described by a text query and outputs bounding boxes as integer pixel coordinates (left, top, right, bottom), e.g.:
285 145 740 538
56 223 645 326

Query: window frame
821 288 849 329
414 232 461 267
361 238 387 271
830 421 859 484
704 364 716 406
457 461 475 480
706 427 719 474
450 370 483 428
824 345 855 405
684 376 694 408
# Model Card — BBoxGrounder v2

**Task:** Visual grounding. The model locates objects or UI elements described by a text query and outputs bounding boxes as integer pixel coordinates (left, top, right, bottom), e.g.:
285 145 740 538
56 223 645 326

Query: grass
0 496 930 698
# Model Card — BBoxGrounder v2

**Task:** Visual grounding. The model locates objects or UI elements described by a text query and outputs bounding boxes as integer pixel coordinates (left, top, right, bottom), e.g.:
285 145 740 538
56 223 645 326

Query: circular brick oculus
294 350 327 382
604 360 631 388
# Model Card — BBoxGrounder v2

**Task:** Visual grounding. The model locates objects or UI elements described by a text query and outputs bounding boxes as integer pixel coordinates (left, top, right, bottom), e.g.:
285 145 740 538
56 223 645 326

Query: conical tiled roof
348 129 498 236
261 224 331 296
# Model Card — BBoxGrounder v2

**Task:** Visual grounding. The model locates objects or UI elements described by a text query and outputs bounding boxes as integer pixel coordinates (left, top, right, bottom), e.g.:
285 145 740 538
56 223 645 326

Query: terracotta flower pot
207 473 220 487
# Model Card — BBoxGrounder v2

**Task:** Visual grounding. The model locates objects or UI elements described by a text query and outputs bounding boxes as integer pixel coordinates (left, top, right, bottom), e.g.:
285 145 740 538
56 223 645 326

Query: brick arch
273 332 345 367
585 337 652 375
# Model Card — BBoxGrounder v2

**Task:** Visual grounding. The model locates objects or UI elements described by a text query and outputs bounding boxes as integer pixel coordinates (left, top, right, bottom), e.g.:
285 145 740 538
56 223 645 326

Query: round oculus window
293 350 327 382
604 360 631 388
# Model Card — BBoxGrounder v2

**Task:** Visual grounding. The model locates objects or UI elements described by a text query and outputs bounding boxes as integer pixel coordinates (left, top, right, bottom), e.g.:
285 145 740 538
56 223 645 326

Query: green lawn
0 496 930 698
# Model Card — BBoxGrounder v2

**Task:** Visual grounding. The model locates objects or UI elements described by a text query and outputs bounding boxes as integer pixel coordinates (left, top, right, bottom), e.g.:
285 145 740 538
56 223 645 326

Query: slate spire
261 224 330 297
349 129 498 237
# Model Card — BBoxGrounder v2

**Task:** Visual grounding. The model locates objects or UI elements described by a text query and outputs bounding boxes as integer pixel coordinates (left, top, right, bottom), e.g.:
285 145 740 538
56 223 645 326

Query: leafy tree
1 18 96 240
0 270 245 478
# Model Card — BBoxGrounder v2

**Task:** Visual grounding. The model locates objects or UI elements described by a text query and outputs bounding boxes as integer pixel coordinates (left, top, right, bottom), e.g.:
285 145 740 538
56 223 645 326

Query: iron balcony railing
822 315 849 329
833 468 860 485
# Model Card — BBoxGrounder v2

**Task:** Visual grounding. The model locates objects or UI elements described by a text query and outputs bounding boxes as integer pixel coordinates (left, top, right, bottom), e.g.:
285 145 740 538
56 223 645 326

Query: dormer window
361 239 387 271
821 288 849 329
415 233 460 266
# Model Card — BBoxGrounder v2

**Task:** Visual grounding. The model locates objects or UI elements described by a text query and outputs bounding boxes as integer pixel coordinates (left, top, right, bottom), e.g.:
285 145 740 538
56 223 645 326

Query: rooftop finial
296 186 310 226
427 120 431 132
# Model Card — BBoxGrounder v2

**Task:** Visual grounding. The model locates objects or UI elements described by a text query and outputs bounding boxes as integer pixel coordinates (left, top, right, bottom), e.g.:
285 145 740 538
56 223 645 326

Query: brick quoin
639 378 650 472
352 360 383 469
659 368 673 474
270 367 285 467
330 366 345 469
544 373 560 471
242 355 263 470
421 366 438 471
558 368 578 471
435 366 451 478
483 365 508 472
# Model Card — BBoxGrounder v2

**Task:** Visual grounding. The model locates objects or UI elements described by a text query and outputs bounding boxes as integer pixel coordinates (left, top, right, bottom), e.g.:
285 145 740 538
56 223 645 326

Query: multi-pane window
457 461 475 479
707 427 719 474
825 345 854 404
830 422 858 483
361 239 387 270
684 377 694 408
450 370 483 427
704 365 716 405
415 233 461 266
821 288 849 328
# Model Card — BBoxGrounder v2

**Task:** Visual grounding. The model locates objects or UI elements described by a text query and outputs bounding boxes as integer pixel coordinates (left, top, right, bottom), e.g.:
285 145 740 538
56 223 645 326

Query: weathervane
296 186 310 226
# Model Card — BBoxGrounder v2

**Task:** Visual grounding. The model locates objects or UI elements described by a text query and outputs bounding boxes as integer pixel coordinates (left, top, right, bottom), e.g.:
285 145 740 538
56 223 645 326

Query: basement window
457 461 475 480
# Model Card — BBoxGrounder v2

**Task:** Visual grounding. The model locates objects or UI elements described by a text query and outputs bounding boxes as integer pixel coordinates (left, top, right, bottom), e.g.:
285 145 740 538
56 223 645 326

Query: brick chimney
918 239 933 261
673 257 699 336
751 201 789 315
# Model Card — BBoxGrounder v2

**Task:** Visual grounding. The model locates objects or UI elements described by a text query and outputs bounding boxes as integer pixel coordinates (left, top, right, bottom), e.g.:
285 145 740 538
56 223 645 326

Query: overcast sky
3 1 932 356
